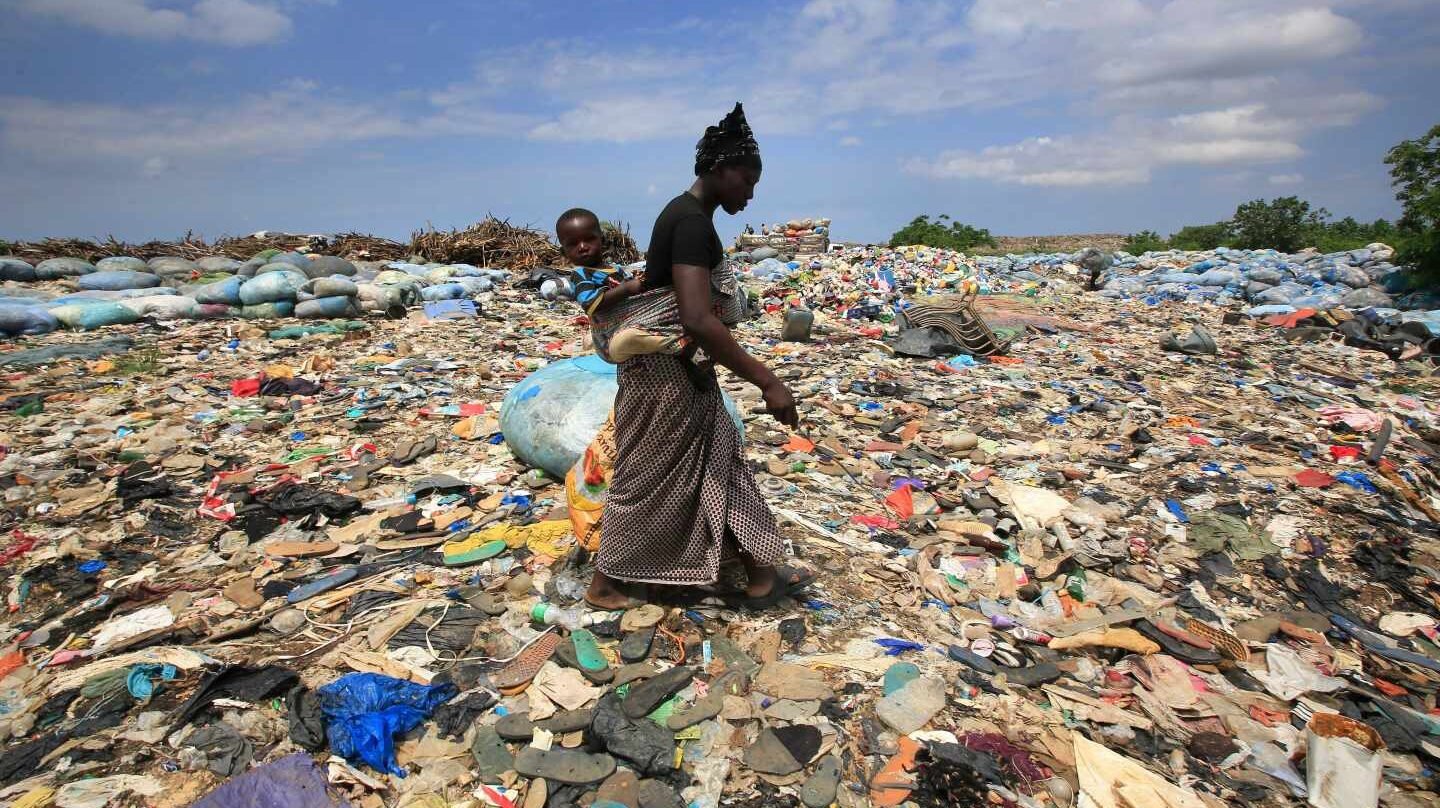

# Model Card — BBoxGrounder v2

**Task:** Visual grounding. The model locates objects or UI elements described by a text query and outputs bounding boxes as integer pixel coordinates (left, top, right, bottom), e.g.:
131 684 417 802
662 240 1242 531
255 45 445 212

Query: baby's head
556 208 604 268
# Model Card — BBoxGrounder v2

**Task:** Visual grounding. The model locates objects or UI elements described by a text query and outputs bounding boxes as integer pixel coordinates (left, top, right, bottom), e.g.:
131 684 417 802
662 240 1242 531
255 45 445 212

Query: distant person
744 223 755 235
584 103 814 610
1077 247 1113 291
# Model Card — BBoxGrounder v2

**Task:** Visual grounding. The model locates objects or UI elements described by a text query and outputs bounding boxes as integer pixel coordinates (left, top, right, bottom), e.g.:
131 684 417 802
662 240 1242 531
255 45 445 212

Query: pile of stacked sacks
0 252 508 336
1089 243 1405 311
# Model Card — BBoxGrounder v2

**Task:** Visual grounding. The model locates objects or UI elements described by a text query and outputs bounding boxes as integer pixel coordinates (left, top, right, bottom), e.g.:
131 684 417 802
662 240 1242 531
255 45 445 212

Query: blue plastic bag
317 672 457 776
0 305 59 336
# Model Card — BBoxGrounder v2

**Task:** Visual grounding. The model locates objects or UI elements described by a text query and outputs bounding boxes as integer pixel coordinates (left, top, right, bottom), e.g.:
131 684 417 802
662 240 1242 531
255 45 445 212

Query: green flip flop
443 537 506 566
570 629 609 673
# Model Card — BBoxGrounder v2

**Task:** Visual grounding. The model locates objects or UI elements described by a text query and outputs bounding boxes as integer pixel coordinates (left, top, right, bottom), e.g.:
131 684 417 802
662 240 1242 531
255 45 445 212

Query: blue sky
2 0 1437 248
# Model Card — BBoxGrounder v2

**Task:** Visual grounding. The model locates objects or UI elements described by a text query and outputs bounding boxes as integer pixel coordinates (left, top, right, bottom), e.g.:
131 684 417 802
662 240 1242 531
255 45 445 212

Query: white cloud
1269 173 1304 185
17 0 294 46
141 156 170 178
0 85 536 170
907 94 1377 187
839 136 862 147
528 97 716 143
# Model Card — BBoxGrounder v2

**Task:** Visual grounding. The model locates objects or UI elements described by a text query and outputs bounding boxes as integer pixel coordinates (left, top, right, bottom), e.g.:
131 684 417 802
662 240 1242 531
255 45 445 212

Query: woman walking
585 103 813 610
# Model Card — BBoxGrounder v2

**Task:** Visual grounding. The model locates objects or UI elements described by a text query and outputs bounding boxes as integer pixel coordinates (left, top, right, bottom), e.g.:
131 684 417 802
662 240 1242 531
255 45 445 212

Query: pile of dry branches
409 217 562 270
5 217 640 269
600 221 641 264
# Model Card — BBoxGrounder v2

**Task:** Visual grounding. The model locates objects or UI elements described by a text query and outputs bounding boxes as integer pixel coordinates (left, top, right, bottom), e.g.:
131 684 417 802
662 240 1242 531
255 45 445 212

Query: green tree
1384 123 1440 279
1228 196 1328 252
1169 222 1234 251
888 214 997 251
1122 230 1168 254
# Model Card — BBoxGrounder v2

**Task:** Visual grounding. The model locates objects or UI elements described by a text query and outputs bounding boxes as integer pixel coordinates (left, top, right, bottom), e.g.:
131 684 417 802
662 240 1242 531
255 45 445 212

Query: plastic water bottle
530 603 617 630
363 494 416 511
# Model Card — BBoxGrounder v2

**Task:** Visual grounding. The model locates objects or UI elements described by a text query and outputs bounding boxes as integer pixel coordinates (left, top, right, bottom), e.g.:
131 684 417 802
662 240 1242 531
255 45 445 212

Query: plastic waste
530 602 613 630
874 675 946 734
240 301 297 319
1306 714 1383 808
316 672 457 776
0 306 60 336
194 276 245 305
34 257 96 280
294 296 361 319
49 301 142 329
500 354 743 478
117 295 198 319
239 270 309 305
148 256 200 279
95 256 149 272
300 277 359 300
0 257 37 281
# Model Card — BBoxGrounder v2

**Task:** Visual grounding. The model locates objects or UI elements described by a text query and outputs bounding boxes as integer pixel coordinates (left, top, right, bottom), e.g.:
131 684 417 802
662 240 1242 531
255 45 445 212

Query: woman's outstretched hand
762 380 799 428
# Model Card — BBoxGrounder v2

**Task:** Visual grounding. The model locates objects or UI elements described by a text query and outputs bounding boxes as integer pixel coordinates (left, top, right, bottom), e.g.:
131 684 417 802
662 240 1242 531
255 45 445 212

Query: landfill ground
2 252 1439 808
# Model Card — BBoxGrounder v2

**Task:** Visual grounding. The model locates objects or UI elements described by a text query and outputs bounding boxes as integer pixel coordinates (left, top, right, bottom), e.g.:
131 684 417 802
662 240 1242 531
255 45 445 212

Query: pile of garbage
735 218 832 259
2 235 1440 808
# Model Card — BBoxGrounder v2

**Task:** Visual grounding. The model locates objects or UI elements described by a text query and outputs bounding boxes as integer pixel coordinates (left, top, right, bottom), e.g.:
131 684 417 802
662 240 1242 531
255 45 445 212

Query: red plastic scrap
230 376 263 397
0 530 38 566
1293 469 1336 488
852 513 899 530
884 485 915 520
1329 445 1363 462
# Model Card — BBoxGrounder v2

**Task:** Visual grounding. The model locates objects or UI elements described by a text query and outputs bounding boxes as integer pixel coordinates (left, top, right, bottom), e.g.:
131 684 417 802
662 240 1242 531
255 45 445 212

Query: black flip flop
730 565 816 610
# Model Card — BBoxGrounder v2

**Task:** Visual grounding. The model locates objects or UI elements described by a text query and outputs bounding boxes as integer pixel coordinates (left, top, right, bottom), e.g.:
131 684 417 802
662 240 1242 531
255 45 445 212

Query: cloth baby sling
589 259 749 364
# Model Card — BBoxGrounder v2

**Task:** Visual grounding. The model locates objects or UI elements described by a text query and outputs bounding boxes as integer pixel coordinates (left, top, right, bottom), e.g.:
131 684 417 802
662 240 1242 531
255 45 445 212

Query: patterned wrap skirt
597 354 784 584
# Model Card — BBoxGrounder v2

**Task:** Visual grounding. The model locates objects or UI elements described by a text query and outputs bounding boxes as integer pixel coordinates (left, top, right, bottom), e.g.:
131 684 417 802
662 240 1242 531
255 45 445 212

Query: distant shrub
888 215 997 251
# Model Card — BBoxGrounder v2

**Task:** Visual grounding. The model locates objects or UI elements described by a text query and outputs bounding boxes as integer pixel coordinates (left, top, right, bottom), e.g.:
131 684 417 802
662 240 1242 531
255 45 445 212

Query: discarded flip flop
623 665 694 718
497 708 594 741
493 632 560 694
666 670 746 731
264 540 339 558
995 659 1063 688
947 644 997 675
595 770 639 808
513 747 617 785
554 636 614 685
286 566 358 604
619 626 656 663
570 629 611 675
1135 620 1221 665
636 780 685 808
870 736 920 807
801 756 843 808
390 434 439 466
442 537 507 566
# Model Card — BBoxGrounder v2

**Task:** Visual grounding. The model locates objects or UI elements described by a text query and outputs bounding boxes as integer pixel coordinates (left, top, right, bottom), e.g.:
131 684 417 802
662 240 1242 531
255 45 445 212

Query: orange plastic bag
566 411 617 551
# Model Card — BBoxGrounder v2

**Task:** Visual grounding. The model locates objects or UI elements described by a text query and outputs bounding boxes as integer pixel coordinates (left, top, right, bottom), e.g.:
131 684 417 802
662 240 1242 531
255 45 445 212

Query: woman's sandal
732 564 817 610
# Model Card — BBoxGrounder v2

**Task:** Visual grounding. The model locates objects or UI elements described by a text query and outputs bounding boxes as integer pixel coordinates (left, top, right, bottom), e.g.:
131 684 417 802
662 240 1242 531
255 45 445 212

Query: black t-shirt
643 192 721 290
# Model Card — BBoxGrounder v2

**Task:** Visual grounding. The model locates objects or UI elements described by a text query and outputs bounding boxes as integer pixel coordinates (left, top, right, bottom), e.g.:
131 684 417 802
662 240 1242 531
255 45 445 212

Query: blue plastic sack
317 672 457 777
35 257 96 280
295 296 360 319
500 354 743 478
96 256 148 272
77 270 163 291
0 258 36 281
194 276 245 305
420 283 466 301
239 270 308 304
301 277 358 299
241 301 296 319
148 256 200 279
0 306 59 336
49 301 142 330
